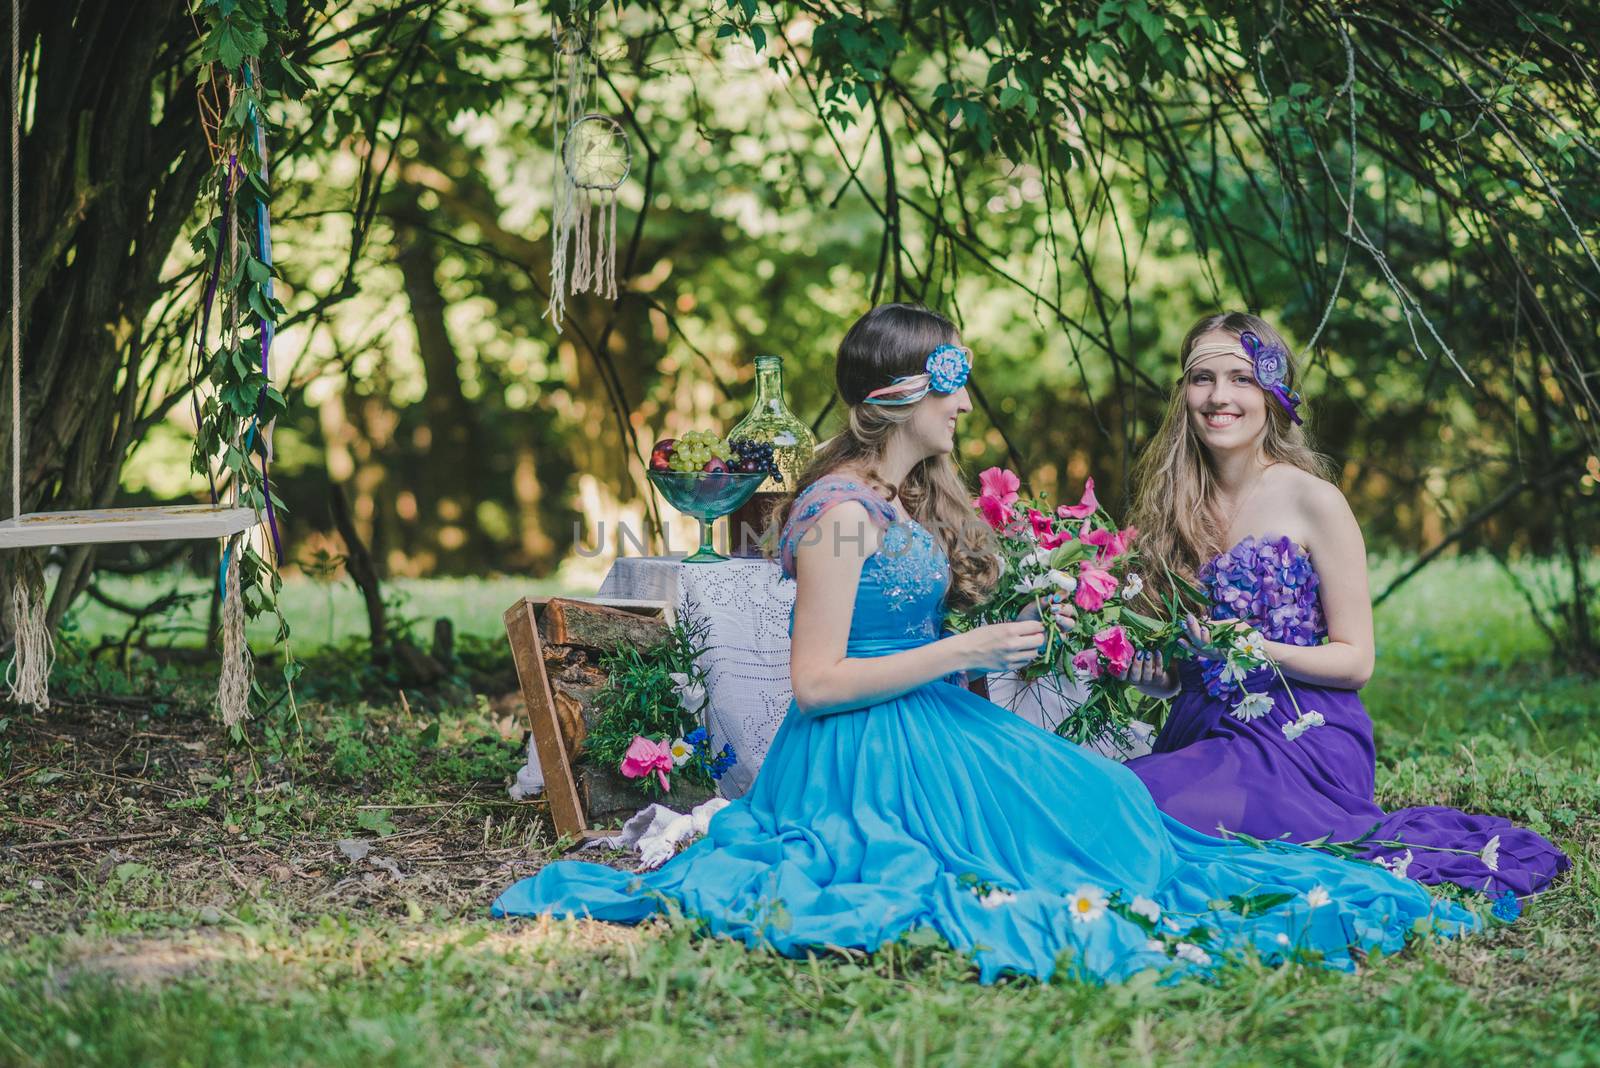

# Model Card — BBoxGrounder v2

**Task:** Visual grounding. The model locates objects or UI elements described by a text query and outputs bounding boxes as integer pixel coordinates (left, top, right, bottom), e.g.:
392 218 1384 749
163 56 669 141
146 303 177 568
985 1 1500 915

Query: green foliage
581 611 715 797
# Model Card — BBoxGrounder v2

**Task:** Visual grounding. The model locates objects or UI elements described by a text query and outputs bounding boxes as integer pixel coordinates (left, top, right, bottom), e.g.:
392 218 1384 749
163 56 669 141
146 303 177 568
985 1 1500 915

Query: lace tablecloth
509 556 1149 803
597 556 796 799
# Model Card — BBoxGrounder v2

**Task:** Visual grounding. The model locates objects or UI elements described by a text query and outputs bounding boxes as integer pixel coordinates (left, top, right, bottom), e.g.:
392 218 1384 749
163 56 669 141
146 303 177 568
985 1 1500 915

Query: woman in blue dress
493 304 1477 983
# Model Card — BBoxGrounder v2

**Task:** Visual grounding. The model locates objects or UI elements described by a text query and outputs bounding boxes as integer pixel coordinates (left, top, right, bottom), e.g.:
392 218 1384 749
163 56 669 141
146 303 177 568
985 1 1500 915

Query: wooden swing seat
0 504 257 549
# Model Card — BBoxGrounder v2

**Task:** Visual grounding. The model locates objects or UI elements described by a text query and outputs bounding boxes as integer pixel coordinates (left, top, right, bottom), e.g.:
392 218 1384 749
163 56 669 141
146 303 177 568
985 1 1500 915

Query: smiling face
902 383 972 458
1183 329 1269 454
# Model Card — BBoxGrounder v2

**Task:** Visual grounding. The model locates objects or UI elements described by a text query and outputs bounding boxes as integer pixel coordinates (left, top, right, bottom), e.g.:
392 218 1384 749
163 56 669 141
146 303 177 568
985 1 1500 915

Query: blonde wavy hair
771 303 999 609
1130 312 1333 587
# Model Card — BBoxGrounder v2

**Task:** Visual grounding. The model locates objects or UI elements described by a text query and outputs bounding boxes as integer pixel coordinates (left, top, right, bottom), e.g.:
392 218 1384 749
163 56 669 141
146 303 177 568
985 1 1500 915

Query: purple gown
1127 535 1569 899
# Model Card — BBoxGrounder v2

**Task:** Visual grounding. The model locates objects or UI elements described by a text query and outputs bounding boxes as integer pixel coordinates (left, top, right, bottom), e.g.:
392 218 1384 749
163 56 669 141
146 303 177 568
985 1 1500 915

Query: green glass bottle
726 355 816 555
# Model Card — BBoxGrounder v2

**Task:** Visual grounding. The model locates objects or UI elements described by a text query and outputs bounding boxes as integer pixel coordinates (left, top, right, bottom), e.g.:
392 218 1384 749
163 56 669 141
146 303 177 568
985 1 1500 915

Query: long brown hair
771 303 999 608
1130 311 1333 585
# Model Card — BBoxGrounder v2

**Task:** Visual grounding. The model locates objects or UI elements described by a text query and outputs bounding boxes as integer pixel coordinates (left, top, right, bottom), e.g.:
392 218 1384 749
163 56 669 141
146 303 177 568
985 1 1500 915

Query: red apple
702 457 728 474
649 438 675 472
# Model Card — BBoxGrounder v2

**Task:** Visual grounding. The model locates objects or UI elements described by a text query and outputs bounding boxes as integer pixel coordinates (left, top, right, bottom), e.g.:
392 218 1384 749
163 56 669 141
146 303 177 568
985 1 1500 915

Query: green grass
68 570 582 652
1 554 1597 1067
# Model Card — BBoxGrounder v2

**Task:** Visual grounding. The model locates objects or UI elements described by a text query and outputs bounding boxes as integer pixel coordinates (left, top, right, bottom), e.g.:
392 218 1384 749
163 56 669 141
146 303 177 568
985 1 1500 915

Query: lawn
1 557 1596 1067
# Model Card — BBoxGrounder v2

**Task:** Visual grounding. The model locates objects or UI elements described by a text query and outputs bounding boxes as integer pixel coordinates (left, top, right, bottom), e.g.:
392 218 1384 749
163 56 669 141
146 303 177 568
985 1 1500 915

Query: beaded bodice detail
778 476 951 642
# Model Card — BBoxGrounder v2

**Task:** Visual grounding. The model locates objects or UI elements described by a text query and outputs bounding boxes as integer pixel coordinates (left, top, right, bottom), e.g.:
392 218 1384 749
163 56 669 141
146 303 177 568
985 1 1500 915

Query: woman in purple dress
1121 311 1568 900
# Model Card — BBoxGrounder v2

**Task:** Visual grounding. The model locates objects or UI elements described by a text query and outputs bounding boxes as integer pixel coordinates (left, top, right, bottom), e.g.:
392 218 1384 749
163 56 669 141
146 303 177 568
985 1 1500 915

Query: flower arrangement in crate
581 607 737 798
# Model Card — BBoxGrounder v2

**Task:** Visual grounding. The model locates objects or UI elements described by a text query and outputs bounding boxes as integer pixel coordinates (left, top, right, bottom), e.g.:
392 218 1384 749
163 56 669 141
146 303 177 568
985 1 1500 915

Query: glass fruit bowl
647 469 767 563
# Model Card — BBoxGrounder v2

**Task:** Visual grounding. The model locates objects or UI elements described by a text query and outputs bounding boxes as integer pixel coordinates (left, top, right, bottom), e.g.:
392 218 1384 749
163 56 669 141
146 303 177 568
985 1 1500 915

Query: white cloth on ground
578 797 732 871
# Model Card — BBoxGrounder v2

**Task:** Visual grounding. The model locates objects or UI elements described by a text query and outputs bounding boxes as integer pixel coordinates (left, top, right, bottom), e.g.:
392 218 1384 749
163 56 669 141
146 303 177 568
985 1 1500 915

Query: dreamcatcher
545 17 631 328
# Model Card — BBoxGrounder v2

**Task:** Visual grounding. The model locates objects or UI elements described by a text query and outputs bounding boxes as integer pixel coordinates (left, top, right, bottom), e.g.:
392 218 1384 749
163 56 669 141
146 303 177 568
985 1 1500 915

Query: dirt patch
56 932 237 989
0 698 596 945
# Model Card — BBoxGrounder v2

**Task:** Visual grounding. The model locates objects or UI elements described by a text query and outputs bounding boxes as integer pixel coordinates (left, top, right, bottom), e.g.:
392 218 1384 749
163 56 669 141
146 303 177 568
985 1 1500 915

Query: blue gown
493 476 1478 983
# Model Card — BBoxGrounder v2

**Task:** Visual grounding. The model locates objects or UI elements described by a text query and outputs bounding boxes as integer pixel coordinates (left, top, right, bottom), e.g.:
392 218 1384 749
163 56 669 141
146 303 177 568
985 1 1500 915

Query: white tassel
603 191 618 299
591 194 612 299
6 559 52 708
571 188 593 293
216 543 253 727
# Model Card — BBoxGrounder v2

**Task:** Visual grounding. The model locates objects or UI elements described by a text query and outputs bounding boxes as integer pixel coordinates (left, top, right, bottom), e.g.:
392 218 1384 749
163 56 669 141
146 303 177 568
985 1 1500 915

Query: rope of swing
11 0 21 524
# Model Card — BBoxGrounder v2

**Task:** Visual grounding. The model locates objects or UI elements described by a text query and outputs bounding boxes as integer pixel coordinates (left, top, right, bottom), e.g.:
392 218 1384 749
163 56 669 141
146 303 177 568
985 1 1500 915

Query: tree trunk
0 2 214 627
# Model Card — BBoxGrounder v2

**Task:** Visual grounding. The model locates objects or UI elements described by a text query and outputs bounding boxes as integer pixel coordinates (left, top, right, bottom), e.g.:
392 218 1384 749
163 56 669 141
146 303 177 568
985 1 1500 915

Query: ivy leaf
216 25 245 70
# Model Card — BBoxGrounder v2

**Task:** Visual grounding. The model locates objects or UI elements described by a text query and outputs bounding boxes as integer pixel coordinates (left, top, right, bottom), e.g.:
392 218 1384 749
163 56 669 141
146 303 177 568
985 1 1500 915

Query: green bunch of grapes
668 429 734 472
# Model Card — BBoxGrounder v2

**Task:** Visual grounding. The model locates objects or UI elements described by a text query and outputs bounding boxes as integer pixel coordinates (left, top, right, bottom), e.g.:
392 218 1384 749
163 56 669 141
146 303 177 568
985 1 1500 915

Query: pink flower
1071 648 1102 678
977 494 1013 531
621 735 673 791
1028 509 1070 550
1093 625 1135 675
1092 526 1140 565
1074 566 1120 611
979 467 1021 506
1056 477 1099 520
1078 526 1113 552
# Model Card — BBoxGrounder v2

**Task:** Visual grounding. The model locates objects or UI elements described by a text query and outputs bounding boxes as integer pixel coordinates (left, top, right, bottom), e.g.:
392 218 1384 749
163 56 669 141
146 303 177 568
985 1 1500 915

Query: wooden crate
504 595 694 840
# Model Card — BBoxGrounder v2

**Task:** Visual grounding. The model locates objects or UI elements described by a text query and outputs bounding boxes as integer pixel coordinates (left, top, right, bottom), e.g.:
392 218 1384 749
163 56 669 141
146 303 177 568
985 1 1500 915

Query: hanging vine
191 0 312 727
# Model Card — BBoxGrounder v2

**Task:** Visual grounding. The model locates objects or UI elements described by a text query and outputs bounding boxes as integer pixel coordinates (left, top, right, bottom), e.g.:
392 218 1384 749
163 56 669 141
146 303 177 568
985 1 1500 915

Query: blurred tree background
4 0 1598 666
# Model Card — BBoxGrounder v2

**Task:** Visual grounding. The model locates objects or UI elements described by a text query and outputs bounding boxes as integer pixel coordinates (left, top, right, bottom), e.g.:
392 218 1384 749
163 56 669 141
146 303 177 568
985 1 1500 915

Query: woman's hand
957 620 1047 674
1123 649 1180 699
1015 593 1077 634
1182 612 1244 652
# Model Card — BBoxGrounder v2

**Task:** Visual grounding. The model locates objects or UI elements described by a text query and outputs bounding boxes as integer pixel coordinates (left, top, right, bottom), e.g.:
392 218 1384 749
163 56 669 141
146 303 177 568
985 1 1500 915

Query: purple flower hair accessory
1240 331 1303 425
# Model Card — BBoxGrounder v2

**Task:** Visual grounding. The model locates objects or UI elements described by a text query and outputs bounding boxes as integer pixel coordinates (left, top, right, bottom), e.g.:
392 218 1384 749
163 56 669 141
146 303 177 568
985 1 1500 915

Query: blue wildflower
1492 890 1522 923
685 726 708 750
709 743 738 780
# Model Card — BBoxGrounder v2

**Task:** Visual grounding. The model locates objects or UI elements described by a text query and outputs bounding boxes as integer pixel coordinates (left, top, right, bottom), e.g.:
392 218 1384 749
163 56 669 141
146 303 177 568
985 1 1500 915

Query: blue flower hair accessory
863 344 973 406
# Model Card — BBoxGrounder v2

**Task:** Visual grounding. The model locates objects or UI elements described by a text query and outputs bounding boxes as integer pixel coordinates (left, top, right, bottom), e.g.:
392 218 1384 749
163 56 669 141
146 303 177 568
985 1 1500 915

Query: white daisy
668 737 694 768
1231 691 1275 722
979 889 1018 909
1281 710 1326 741
1480 835 1501 872
1067 885 1108 924
1175 942 1212 966
1123 573 1144 599
1014 573 1053 595
1020 549 1053 571
1234 630 1270 660
1305 886 1331 910
1129 895 1161 923
1048 569 1078 595
1376 849 1414 880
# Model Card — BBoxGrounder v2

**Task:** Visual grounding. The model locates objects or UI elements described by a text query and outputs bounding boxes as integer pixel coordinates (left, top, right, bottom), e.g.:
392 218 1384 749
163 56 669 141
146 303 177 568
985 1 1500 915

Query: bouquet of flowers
950 467 1184 745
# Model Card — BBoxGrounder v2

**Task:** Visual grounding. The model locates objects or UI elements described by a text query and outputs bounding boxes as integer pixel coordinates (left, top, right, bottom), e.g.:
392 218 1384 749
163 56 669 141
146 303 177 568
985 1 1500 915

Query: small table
598 555 796 799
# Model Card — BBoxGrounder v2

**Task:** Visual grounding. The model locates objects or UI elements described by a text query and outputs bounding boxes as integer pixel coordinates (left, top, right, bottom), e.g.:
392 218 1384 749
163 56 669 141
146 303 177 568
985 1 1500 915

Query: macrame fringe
216 542 253 727
571 188 593 292
5 553 52 708
567 190 618 301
